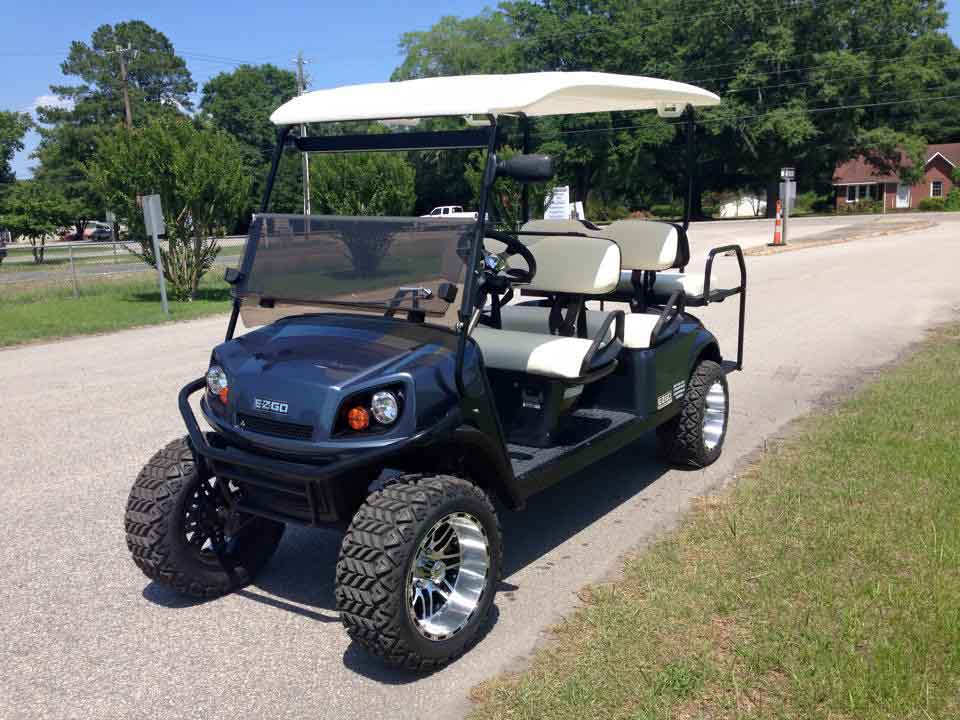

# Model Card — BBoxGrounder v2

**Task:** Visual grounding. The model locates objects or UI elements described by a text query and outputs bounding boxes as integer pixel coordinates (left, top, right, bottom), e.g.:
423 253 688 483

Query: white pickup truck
420 205 478 219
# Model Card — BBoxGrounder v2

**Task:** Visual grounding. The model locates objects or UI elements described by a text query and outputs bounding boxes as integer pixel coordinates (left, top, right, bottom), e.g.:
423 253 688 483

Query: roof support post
455 117 499 397
520 114 531 226
682 104 696 231
260 126 292 212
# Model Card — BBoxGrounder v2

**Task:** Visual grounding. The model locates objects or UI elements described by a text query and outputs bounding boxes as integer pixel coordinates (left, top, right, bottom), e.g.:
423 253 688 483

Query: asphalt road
2 215 959 720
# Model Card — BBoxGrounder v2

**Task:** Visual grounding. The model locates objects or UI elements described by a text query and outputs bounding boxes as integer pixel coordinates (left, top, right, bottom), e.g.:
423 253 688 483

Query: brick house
832 143 958 210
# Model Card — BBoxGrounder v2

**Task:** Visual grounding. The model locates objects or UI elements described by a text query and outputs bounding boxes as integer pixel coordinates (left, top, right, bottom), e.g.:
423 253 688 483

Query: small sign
543 186 570 220
779 181 797 211
572 201 585 220
139 194 165 237
780 166 795 180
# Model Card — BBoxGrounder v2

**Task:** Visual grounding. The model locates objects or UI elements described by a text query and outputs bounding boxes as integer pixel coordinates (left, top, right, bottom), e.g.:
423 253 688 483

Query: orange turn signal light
347 406 370 431
218 388 229 404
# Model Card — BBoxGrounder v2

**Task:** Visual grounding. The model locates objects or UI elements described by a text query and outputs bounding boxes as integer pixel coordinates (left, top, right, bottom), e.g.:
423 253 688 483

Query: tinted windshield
237 214 474 328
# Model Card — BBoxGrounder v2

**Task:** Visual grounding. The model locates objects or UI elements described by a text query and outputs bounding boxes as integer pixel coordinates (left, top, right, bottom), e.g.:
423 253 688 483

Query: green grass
0 273 232 346
471 327 960 720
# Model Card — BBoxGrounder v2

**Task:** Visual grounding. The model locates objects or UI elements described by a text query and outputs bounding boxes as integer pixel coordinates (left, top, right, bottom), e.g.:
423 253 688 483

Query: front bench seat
471 326 620 379
472 232 623 381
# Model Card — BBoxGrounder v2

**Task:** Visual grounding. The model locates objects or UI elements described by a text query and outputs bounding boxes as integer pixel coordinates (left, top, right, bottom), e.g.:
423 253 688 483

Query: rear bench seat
499 219 668 347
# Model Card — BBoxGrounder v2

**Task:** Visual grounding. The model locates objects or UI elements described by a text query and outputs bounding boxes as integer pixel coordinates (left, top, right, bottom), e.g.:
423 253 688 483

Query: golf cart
124 72 746 669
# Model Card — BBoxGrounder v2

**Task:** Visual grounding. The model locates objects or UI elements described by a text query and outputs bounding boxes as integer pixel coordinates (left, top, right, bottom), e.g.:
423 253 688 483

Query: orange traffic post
769 199 783 246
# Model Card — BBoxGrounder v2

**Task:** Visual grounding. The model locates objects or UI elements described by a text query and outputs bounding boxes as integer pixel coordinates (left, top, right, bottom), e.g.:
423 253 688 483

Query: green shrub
917 197 946 211
794 191 832 215
585 197 630 221
943 188 960 211
650 203 683 219
838 199 882 214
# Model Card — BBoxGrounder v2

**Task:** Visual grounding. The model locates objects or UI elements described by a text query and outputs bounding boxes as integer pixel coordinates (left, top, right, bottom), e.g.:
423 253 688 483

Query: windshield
237 214 474 329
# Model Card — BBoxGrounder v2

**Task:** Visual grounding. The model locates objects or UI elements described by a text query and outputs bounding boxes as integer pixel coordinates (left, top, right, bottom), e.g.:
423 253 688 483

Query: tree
200 64 299 222
87 115 251 300
392 10 519 80
0 111 33 184
398 0 959 218
33 21 195 237
309 152 416 273
0 181 73 262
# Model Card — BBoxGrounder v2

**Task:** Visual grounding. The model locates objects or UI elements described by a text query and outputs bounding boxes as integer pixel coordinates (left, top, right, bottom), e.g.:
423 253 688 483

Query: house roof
833 142 960 184
269 72 720 125
926 143 960 166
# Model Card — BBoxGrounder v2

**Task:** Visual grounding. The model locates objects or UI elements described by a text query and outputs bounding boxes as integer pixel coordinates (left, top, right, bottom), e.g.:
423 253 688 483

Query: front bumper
179 378 458 526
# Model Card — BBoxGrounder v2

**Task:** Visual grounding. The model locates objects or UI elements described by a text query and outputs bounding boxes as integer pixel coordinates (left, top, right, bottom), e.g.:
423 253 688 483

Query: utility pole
295 51 311 215
109 44 138 130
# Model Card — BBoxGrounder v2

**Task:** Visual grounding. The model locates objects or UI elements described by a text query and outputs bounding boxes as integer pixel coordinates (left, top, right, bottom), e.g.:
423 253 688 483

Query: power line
537 91 960 138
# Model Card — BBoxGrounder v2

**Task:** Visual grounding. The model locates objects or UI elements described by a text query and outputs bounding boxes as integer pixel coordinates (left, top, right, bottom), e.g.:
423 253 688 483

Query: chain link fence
0 237 246 299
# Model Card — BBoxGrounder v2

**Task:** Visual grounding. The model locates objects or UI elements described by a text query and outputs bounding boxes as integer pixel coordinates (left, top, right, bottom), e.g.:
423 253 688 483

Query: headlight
370 390 399 425
206 365 229 403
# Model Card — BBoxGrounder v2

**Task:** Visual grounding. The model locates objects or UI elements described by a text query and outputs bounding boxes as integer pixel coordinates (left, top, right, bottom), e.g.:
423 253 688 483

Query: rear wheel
657 360 729 468
336 474 502 670
124 437 285 598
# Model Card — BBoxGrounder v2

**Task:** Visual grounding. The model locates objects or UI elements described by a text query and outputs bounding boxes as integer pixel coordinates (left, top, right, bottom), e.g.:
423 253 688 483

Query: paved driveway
1 215 958 720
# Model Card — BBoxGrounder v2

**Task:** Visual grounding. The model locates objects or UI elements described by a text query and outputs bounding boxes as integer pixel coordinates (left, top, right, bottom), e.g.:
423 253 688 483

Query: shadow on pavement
142 431 671 683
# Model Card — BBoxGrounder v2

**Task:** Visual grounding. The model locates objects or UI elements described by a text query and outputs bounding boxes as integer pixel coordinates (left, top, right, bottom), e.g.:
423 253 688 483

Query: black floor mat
507 408 637 478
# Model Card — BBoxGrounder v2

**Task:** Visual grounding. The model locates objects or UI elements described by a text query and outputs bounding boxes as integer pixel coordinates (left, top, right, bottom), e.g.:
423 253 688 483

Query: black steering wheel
482 230 537 285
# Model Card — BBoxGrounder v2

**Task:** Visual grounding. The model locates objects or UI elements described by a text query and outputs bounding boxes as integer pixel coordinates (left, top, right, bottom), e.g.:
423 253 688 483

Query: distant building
832 143 958 210
717 192 767 218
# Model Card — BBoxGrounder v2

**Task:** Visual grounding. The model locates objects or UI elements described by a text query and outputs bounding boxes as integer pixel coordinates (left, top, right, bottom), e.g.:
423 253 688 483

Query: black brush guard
178 378 459 526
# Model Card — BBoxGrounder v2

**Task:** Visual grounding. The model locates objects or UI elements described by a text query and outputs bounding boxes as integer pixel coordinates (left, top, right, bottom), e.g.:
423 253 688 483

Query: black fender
451 424 524 510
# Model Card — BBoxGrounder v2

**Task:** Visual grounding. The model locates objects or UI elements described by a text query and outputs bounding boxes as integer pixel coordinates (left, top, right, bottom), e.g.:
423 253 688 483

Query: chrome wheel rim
407 512 489 641
702 381 727 451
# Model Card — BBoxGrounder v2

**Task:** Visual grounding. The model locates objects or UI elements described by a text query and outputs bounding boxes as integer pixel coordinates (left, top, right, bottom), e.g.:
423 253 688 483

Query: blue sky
3 0 959 178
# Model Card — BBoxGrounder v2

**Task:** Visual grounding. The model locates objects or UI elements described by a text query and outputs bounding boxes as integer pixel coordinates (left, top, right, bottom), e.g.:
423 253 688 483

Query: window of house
931 180 944 198
846 185 856 202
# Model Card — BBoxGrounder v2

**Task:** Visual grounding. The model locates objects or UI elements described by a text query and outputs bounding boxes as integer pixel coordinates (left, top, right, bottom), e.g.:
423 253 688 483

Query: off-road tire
336 474 502 670
657 360 729 468
124 436 285 598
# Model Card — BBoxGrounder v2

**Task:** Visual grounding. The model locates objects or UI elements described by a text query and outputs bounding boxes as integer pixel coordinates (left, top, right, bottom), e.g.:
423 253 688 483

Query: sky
3 0 959 178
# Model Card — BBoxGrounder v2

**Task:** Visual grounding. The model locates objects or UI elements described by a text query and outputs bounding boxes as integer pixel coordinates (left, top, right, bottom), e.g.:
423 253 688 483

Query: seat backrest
603 220 689 271
513 220 621 295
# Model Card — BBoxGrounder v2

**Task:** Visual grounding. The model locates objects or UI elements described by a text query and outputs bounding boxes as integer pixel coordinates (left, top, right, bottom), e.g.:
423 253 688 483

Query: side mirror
496 154 555 183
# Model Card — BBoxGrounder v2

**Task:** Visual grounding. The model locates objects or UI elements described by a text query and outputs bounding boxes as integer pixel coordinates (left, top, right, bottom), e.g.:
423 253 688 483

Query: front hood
207 314 459 447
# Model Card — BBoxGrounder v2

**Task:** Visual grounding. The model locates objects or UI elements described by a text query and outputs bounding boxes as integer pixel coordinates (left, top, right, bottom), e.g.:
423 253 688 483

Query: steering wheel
482 230 537 285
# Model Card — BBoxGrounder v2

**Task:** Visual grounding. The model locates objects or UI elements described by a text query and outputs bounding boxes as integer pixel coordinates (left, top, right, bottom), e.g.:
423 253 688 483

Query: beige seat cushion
603 220 680 271
652 271 723 298
499 305 660 350
472 327 600 379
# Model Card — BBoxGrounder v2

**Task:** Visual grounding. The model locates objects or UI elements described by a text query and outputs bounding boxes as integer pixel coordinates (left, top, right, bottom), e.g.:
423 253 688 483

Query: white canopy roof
269 72 720 126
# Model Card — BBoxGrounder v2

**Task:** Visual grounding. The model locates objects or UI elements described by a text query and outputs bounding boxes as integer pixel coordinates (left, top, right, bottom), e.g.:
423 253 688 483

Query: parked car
421 205 478 219
60 221 114 242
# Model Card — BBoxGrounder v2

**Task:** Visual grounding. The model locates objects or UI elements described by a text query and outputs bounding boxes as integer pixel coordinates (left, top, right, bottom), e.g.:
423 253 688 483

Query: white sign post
779 167 796 246
543 186 570 219
140 194 169 315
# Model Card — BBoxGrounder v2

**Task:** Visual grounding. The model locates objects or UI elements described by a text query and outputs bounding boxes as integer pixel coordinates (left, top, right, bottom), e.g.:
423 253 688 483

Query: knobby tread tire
657 360 728 468
336 474 502 671
124 436 284 598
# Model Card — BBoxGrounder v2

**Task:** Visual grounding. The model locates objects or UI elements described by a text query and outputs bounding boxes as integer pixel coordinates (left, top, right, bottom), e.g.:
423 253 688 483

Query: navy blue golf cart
124 72 746 669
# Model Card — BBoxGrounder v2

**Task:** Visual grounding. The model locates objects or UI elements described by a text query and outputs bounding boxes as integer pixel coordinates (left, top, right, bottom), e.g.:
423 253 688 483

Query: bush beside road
470 326 960 720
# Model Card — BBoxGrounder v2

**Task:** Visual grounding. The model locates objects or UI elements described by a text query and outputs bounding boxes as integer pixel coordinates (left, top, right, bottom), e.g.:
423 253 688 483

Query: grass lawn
471 326 960 720
0 273 232 347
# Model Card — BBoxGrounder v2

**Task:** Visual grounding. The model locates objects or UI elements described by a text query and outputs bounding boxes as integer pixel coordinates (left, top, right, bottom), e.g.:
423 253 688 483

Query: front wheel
657 359 729 468
124 437 285 598
336 474 502 670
